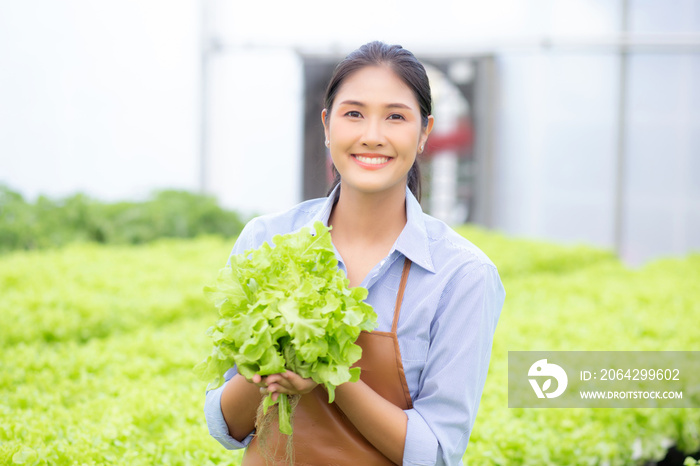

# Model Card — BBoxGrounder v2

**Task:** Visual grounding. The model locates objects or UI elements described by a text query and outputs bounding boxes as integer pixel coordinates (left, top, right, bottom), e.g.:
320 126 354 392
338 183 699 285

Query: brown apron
242 258 414 466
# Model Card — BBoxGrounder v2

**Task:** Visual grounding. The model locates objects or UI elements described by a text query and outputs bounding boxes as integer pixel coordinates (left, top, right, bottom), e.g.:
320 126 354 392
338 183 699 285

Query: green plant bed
1 229 698 465
0 185 246 254
455 225 700 465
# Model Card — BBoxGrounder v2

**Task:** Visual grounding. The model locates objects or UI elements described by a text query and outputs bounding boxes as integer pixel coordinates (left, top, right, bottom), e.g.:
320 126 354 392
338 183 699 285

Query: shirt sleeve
225 217 259 265
203 219 261 449
403 263 505 465
204 367 255 449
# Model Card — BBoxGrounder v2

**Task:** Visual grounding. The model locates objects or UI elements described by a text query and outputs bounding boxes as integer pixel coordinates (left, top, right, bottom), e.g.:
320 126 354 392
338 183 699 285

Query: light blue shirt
204 185 505 466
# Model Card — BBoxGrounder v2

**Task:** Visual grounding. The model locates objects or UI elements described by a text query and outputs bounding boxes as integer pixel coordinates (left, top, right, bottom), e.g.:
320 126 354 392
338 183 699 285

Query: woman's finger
266 375 295 391
247 374 267 388
257 371 318 396
283 371 316 391
265 382 292 394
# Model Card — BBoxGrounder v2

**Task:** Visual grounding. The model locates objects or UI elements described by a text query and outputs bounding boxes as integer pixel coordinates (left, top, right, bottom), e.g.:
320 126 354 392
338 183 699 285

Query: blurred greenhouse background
1 0 699 265
2 2 700 465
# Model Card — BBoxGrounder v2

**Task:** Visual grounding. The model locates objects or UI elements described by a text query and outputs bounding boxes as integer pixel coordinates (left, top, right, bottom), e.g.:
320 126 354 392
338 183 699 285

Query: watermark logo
510 351 698 408
528 358 568 398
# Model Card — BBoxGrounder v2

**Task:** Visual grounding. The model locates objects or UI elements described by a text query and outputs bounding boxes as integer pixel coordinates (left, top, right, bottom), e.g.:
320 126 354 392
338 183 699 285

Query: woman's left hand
261 371 318 402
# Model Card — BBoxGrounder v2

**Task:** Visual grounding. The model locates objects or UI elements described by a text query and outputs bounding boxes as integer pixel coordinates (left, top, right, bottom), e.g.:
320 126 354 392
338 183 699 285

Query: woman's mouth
352 154 392 169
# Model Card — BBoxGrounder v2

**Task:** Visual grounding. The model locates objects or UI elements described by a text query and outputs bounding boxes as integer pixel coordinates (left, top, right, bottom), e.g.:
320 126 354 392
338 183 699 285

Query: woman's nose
361 119 385 147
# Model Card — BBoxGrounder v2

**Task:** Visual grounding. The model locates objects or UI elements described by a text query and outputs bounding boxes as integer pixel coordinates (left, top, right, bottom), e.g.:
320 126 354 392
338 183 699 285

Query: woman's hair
324 41 432 201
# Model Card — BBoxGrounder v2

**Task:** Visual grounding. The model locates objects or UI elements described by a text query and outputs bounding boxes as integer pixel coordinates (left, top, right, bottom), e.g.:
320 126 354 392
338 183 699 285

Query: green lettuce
195 221 377 434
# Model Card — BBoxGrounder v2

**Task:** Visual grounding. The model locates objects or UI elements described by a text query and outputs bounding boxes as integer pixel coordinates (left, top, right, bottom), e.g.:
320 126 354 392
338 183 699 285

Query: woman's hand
248 371 318 402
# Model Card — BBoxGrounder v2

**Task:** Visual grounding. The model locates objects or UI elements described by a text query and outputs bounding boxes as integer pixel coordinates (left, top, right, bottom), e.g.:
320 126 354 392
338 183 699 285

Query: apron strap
391 257 412 334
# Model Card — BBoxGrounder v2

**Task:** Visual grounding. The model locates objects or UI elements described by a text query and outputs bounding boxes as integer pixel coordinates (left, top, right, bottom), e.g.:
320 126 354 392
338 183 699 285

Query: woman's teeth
355 155 389 165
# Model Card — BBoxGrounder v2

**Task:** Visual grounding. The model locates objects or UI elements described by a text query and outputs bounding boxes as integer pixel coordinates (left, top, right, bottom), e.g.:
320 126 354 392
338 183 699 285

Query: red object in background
423 116 474 158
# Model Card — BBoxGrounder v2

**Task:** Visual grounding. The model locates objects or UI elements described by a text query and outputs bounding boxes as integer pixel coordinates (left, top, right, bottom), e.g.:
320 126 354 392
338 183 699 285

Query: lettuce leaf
195 221 377 434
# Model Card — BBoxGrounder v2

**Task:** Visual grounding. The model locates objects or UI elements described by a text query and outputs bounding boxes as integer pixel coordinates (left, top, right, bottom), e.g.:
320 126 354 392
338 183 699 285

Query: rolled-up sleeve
403 263 505 465
203 220 260 448
204 378 255 449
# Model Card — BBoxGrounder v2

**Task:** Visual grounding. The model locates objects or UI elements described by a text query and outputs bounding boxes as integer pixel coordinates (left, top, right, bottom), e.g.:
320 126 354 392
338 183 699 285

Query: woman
204 41 505 465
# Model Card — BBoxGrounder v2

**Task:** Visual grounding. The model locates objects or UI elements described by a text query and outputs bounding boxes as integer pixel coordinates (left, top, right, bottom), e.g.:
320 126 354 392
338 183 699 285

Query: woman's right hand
246 371 318 402
247 374 267 390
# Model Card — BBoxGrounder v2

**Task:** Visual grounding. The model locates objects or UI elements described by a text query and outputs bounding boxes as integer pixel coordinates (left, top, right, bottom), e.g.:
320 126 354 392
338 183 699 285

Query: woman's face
322 65 433 198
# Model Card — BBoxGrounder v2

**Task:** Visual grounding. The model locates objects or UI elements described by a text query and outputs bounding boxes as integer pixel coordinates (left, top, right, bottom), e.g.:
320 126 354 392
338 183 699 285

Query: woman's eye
344 111 362 118
388 114 405 120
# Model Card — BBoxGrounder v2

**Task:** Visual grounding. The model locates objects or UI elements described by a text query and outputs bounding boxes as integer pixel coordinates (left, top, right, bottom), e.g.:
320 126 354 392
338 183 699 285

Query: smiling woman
322 42 433 203
204 41 505 466
321 65 432 204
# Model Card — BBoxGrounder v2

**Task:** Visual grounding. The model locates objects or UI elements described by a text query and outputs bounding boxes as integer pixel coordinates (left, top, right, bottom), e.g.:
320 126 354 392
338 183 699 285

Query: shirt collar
305 184 435 274
395 185 436 273
307 183 339 228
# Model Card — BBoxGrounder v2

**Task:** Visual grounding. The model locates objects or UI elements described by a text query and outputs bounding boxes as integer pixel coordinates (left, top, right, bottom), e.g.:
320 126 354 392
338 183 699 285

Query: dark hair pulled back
324 41 432 201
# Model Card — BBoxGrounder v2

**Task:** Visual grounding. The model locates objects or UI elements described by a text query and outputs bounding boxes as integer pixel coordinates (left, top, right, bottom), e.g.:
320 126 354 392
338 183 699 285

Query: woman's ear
321 109 330 143
419 115 435 151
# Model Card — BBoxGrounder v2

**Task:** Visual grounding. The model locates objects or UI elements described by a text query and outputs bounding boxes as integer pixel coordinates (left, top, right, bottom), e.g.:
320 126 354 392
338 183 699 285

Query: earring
419 145 424 153
325 139 330 147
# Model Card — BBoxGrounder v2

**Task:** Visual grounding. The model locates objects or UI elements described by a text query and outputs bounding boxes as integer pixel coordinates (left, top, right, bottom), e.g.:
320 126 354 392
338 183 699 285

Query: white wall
490 1 622 248
1 0 698 264
621 0 700 264
206 47 303 216
0 0 199 201
493 53 619 247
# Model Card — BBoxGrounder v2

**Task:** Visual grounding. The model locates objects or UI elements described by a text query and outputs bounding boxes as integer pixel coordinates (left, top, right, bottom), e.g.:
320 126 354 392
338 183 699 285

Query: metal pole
472 56 496 228
199 0 210 194
614 0 629 257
